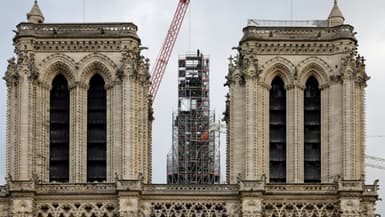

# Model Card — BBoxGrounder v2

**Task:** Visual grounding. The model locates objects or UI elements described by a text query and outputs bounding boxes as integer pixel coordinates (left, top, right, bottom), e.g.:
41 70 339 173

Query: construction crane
149 0 190 101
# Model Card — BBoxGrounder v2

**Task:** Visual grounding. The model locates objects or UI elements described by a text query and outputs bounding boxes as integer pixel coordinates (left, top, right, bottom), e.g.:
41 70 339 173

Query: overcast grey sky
0 0 384 214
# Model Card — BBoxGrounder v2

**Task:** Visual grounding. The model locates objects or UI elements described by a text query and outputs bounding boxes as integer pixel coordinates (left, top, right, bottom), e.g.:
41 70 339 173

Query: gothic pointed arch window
50 74 70 182
304 76 321 183
269 76 286 183
87 74 107 182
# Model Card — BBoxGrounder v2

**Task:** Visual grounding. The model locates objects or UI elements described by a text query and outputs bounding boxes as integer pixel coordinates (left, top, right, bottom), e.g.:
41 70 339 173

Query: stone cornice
241 25 356 43
14 22 139 42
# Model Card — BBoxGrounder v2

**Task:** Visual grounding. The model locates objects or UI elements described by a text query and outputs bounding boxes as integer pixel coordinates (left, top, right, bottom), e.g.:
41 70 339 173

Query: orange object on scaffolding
201 131 209 141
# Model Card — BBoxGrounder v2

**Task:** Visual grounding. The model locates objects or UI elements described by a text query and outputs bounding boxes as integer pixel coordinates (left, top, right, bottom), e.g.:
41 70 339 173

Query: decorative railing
248 19 329 27
242 24 355 42
16 23 138 38
35 183 116 194
265 183 337 194
143 184 239 195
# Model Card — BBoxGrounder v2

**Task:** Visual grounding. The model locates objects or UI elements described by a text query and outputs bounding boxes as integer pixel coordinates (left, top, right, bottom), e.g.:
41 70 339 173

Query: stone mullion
297 87 304 183
286 86 295 183
69 86 76 182
342 79 355 180
321 86 329 183
70 84 87 183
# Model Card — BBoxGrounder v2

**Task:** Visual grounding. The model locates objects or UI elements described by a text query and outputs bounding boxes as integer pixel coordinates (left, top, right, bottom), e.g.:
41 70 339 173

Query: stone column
257 83 269 180
5 64 19 180
110 81 123 181
17 72 33 181
239 180 264 217
320 84 330 183
286 84 303 183
244 73 257 180
70 82 88 183
35 83 50 182
117 180 141 217
338 180 363 217
328 81 343 180
121 75 132 180
8 180 36 217
342 73 357 180
229 75 245 183
354 83 365 179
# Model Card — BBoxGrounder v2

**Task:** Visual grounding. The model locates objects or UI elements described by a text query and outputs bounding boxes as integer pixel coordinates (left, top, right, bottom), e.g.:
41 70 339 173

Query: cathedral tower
5 1 152 185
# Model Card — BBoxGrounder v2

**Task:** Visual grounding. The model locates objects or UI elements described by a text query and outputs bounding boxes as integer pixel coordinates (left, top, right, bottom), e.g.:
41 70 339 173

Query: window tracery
269 76 286 183
49 74 70 182
304 76 321 183
87 74 107 182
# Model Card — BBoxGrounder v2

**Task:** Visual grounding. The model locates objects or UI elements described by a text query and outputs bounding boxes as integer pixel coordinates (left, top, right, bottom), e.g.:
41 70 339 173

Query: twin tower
0 1 379 216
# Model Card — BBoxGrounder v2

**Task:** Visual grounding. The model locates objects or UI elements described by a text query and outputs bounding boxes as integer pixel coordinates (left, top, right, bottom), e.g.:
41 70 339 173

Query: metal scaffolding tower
167 50 220 184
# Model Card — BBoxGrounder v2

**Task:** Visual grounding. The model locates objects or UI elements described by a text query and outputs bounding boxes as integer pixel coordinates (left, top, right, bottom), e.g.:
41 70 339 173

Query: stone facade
0 1 379 217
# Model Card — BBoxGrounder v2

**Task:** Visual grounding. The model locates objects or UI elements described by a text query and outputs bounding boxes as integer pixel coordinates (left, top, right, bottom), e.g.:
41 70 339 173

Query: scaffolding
167 50 220 184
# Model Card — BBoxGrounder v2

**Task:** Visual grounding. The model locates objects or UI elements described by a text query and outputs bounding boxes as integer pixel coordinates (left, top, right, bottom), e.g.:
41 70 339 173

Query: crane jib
149 0 190 101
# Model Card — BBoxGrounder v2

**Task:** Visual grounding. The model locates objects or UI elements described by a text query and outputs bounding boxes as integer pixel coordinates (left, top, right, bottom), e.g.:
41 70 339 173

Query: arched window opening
269 76 286 183
87 74 107 182
50 74 70 182
304 76 321 183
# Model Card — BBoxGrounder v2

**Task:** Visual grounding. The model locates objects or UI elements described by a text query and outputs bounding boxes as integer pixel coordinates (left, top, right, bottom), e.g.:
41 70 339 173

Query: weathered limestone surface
0 1 378 216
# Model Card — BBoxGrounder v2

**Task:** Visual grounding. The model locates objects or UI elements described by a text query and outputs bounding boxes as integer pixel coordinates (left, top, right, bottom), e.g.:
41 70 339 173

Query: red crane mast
149 0 190 101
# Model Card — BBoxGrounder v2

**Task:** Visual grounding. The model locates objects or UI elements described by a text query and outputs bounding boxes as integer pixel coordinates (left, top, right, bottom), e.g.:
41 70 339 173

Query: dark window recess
178 60 186 67
87 74 107 182
50 75 70 182
304 76 321 183
269 77 286 183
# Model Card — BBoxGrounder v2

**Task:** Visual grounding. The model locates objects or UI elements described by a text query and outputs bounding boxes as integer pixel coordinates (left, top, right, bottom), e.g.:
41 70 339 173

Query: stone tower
224 1 378 215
